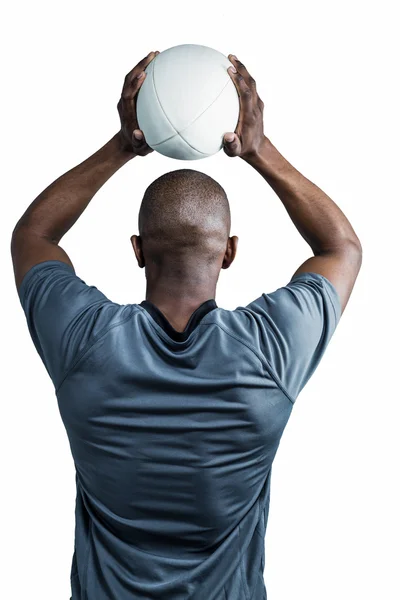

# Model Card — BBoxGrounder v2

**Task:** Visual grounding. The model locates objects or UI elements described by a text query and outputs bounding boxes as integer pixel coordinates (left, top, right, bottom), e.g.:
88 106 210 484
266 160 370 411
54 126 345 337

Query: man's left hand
117 50 159 155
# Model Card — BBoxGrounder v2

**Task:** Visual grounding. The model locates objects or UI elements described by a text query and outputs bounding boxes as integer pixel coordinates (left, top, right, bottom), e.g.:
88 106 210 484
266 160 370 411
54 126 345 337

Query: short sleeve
17 260 124 390
242 272 342 402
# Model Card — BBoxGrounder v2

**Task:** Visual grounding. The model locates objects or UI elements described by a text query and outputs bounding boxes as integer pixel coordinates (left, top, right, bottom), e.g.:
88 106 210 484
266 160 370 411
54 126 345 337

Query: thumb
131 128 154 156
133 129 143 141
132 129 146 152
223 132 241 157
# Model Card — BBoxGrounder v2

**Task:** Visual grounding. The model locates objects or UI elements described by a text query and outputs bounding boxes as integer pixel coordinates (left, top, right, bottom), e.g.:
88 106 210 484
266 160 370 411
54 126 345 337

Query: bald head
137 169 231 272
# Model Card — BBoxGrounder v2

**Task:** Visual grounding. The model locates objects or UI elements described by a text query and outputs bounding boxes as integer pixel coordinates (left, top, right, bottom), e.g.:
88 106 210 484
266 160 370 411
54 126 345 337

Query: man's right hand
223 54 267 160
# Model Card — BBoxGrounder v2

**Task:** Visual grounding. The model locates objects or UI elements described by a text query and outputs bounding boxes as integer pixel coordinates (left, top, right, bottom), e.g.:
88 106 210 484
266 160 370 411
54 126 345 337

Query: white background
2 1 399 598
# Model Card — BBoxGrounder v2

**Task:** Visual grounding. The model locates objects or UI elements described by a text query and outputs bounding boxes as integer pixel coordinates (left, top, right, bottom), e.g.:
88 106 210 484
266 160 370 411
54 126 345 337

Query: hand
117 50 160 155
223 54 266 161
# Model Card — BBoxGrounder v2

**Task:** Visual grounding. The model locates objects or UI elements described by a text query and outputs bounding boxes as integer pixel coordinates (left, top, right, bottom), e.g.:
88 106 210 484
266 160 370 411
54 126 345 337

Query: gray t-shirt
18 260 341 600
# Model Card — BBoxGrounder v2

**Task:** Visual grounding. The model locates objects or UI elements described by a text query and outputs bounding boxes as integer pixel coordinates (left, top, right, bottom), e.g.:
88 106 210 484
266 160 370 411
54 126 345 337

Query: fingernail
225 133 235 143
134 130 143 140
137 71 145 79
231 55 237 60
228 66 237 73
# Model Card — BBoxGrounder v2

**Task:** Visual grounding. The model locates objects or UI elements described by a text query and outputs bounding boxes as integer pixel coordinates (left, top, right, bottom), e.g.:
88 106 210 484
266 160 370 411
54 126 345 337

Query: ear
221 235 238 269
131 234 145 268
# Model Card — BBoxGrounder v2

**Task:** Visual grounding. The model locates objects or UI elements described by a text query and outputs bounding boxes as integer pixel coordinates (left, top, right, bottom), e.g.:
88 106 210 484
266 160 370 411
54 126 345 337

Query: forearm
245 138 362 255
13 132 135 243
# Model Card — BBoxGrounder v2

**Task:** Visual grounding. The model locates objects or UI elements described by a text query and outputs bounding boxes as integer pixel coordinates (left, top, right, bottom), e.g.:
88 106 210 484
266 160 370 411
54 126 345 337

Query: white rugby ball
136 44 240 160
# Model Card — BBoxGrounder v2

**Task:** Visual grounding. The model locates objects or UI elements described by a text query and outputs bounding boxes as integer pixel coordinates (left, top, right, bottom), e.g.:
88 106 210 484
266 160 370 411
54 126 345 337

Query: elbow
342 236 363 272
317 235 362 256
11 221 22 239
10 223 42 257
11 223 21 245
11 222 27 245
348 233 362 254
345 235 362 258
10 225 24 258
11 220 31 243
317 235 363 270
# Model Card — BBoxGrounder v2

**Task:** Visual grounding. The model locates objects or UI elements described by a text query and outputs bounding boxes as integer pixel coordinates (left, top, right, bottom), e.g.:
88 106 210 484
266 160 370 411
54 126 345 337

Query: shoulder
201 306 268 362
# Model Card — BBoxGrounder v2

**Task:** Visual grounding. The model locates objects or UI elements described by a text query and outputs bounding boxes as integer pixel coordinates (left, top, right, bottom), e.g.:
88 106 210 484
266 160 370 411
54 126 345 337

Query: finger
227 66 253 105
228 54 257 90
223 132 241 157
125 50 159 85
121 68 147 100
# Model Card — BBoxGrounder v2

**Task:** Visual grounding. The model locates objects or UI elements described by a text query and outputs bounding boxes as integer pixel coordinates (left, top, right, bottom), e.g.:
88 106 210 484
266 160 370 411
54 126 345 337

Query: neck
144 268 218 331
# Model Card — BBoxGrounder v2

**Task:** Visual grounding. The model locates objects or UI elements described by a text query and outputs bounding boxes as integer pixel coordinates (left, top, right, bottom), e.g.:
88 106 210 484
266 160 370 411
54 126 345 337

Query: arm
11 134 134 289
11 50 159 291
223 55 362 314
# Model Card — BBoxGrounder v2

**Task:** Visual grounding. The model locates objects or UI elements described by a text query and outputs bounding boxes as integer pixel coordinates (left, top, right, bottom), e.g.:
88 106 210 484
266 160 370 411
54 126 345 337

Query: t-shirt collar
139 299 217 342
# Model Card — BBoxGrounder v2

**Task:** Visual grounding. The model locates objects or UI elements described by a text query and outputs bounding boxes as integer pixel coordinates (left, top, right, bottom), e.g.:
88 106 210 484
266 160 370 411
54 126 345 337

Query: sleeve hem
290 271 342 325
18 260 75 307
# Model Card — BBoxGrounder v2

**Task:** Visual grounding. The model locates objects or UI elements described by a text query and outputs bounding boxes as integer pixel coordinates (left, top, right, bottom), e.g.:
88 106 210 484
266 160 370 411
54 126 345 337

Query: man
11 50 362 600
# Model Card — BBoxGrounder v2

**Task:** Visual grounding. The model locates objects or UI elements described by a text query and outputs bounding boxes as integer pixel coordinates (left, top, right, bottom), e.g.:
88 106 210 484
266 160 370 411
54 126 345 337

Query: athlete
11 50 362 599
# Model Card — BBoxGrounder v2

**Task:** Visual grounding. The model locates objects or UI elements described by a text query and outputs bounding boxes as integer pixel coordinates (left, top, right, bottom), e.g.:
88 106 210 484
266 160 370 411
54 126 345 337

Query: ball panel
181 79 240 155
153 44 234 133
136 59 177 147
152 133 209 160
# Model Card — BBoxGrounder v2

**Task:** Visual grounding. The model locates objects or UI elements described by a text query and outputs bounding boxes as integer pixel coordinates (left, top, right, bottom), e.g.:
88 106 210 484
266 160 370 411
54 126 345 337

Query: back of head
138 169 231 274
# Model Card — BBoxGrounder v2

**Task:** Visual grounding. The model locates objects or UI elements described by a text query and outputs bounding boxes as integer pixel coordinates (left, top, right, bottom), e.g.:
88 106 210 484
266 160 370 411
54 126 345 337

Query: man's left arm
11 50 159 289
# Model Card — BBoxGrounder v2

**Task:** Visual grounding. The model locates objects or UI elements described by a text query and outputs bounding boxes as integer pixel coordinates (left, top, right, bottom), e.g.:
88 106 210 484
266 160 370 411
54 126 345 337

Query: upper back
17 260 341 597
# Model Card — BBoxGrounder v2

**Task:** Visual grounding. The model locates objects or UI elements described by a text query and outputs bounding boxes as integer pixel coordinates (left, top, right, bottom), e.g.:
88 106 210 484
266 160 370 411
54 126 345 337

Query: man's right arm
223 54 362 314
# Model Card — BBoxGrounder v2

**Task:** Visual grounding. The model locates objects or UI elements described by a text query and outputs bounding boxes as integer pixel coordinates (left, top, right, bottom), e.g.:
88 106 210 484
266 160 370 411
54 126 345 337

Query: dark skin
223 55 362 313
11 51 362 333
10 50 160 286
